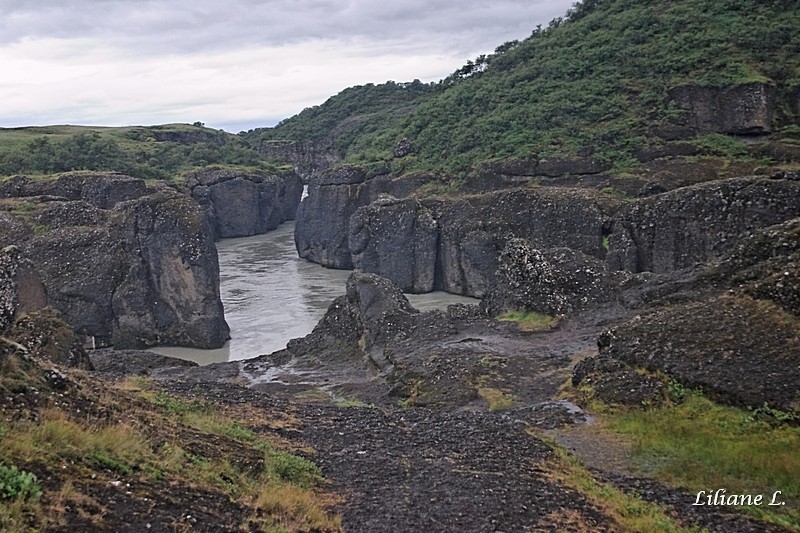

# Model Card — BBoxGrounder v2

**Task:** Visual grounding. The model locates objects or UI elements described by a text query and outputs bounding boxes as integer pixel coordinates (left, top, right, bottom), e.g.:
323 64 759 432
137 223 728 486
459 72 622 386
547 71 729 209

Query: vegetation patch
478 387 516 412
0 370 341 532
497 310 555 331
605 393 800 529
541 439 694 533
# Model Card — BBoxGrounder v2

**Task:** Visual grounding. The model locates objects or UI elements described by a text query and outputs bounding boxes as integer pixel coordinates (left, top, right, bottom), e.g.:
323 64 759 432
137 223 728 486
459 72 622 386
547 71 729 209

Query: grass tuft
497 310 555 331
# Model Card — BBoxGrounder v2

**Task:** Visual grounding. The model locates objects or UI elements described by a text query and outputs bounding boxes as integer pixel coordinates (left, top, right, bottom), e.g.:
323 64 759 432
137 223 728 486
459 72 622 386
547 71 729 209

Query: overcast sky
0 0 574 132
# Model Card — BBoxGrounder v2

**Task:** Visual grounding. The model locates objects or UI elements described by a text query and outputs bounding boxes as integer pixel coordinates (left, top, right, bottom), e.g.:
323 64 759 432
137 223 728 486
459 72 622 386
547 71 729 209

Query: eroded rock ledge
0 173 229 349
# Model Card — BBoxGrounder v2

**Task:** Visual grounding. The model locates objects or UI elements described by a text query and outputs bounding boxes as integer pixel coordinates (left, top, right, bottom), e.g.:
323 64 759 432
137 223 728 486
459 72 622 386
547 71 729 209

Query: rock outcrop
607 176 800 273
590 295 799 412
349 195 438 293
185 167 303 239
294 166 380 269
0 246 47 331
576 218 800 412
259 140 341 181
470 156 611 192
110 191 230 348
286 270 420 367
482 239 623 317
0 173 229 349
296 168 622 298
431 188 621 297
669 82 776 135
0 172 149 207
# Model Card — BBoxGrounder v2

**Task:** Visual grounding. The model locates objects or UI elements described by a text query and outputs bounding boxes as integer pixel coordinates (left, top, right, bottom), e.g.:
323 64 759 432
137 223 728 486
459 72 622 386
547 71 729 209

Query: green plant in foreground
0 463 41 502
541 439 694 533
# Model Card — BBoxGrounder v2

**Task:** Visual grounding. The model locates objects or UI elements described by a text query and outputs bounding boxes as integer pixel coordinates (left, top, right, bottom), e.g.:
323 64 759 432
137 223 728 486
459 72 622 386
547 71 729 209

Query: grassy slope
252 0 800 176
0 351 341 532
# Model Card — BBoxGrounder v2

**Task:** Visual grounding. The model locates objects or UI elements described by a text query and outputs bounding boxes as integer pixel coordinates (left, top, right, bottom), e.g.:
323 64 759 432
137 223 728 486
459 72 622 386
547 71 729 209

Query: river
151 221 478 365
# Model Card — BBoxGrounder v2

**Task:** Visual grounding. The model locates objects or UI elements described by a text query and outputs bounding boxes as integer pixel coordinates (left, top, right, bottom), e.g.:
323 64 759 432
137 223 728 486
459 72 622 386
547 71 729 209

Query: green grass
497 310 555 331
477 387 516 411
541 438 700 533
606 393 800 529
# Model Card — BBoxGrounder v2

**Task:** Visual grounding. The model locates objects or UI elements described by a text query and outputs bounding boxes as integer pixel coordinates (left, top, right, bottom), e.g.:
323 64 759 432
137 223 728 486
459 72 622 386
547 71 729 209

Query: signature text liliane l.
693 489 785 506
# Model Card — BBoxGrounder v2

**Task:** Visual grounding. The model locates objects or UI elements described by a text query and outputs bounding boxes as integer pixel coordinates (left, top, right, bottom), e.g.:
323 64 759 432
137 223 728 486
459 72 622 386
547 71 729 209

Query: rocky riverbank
0 167 303 349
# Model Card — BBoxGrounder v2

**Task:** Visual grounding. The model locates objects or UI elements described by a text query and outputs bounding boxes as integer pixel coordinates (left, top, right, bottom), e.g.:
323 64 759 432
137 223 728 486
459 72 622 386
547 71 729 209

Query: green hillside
245 0 800 177
0 124 270 181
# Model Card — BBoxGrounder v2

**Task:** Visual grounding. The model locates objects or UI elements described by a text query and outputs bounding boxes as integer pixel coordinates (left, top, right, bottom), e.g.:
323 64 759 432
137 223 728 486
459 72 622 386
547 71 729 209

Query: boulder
483 239 623 316
287 270 419 367
9 308 93 369
185 167 303 239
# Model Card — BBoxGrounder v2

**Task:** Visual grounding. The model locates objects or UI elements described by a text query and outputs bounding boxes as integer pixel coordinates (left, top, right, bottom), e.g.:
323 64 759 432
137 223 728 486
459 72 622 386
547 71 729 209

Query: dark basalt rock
483 239 624 316
572 355 666 407
0 172 148 208
0 174 230 349
294 166 378 269
90 348 198 375
430 187 622 297
185 167 303 239
259 139 341 181
607 176 800 273
9 308 93 369
469 156 612 192
577 216 800 412
593 295 800 413
1 246 47 331
287 270 419 366
349 195 438 293
669 82 776 135
701 217 800 316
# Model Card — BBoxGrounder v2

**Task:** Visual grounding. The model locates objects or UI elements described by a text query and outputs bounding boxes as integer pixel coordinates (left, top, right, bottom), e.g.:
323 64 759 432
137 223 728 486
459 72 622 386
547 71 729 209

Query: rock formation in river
0 172 229 349
349 195 438 293
295 168 622 297
185 166 303 239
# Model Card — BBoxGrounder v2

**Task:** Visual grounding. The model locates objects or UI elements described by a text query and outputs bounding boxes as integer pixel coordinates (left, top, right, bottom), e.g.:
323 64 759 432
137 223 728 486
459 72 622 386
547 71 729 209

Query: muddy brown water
152 221 478 365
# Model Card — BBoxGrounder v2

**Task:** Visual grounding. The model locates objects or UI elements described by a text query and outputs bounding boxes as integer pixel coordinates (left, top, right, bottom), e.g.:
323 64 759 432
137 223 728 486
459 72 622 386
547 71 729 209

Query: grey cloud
1 0 573 55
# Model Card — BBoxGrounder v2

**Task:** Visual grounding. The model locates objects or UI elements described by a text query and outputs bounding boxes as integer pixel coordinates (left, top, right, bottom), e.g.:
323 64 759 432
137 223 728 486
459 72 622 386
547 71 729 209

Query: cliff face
607 176 800 273
0 173 229 349
295 168 621 297
185 167 303 239
349 195 438 294
110 191 230 348
259 140 341 181
668 83 776 135
294 166 382 269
